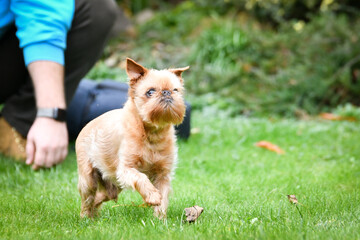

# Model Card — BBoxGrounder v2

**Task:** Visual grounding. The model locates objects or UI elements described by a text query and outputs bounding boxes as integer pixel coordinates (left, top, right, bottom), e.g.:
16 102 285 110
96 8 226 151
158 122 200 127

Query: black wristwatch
36 108 67 122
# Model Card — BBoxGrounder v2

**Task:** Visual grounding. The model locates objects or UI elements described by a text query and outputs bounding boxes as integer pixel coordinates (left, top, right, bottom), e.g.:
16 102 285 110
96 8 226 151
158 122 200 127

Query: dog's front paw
145 190 162 206
153 206 167 219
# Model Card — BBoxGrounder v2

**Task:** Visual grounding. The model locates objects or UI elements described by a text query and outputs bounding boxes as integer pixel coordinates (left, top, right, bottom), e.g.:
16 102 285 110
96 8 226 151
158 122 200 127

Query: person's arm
11 0 75 66
11 1 74 169
25 61 68 169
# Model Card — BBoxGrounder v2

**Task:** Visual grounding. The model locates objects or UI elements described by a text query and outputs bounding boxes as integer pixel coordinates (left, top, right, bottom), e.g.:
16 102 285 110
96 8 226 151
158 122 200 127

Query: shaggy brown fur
76 58 189 219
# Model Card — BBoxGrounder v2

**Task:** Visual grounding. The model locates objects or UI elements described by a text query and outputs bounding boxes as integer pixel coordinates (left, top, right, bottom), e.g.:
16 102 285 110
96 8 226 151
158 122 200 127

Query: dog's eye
173 88 178 92
146 88 156 97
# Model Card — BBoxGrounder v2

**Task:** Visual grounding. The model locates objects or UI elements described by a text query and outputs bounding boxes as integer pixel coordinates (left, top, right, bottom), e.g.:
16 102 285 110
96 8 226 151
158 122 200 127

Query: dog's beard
141 97 185 126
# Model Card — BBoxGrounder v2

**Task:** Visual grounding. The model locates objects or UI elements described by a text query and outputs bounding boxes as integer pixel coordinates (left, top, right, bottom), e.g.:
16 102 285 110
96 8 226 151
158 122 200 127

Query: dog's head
126 58 189 127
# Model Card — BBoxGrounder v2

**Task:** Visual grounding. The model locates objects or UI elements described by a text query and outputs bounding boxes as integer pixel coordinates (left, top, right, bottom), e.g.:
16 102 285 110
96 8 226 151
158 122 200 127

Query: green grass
1 112 359 239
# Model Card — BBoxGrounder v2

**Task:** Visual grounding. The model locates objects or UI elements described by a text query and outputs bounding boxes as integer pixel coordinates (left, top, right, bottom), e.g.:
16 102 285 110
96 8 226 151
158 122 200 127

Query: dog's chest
135 141 173 174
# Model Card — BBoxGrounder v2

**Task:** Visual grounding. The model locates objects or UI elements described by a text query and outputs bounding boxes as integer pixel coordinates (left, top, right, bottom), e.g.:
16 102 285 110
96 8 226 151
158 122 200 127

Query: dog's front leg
152 174 171 219
117 166 161 206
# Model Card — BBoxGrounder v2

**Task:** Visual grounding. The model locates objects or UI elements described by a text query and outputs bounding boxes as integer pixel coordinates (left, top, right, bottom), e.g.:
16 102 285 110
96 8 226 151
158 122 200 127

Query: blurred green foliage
86 62 126 81
187 13 360 116
194 0 360 23
334 103 360 119
118 0 360 23
98 0 360 116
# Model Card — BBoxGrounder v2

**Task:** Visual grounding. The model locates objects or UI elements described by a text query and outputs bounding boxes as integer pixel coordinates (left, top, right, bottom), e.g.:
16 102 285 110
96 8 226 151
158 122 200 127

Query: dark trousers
0 0 117 137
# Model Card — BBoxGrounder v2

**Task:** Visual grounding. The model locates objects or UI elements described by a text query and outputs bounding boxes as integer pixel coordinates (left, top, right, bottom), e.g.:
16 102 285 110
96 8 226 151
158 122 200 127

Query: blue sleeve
10 0 75 66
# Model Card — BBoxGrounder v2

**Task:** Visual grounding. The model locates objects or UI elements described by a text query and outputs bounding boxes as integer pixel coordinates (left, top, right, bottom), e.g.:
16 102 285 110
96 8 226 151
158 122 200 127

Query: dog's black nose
162 90 171 96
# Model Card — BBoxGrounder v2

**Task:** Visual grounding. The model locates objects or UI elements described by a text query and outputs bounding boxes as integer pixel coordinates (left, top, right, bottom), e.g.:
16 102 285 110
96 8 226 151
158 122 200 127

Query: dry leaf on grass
255 141 285 154
184 205 204 223
287 195 298 204
287 195 304 218
319 113 356 122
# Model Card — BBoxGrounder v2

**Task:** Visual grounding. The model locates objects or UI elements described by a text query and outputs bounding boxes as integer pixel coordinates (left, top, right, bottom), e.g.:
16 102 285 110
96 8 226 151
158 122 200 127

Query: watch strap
36 108 67 122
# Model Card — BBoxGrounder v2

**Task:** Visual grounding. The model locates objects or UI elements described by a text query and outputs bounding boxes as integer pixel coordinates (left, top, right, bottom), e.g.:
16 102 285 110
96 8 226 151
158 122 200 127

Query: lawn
0 112 359 239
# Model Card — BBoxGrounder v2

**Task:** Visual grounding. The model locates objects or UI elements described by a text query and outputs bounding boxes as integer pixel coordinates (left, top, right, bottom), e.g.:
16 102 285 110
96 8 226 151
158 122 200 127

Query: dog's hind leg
94 178 122 210
77 160 99 218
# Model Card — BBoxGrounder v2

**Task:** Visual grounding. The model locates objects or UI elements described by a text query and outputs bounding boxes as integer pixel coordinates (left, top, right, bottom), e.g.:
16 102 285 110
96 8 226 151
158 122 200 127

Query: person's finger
60 147 68 163
57 144 68 165
52 150 61 167
45 147 57 168
25 140 35 165
34 146 47 169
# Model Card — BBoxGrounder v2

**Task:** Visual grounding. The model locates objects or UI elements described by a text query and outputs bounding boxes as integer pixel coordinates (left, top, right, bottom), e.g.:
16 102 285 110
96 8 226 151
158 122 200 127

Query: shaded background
87 0 360 118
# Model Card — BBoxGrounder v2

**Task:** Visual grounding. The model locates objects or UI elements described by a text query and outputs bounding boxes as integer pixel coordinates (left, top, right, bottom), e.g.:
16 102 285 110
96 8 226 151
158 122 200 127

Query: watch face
55 108 67 122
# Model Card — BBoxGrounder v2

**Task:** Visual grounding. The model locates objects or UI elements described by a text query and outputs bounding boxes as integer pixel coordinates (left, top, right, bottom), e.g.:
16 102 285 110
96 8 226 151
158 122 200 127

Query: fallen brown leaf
319 113 356 122
287 195 298 204
255 141 285 154
184 205 204 223
287 195 304 219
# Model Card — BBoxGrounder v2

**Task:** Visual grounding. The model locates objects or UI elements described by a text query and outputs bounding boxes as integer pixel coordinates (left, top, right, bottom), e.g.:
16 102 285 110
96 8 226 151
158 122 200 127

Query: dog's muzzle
160 90 173 104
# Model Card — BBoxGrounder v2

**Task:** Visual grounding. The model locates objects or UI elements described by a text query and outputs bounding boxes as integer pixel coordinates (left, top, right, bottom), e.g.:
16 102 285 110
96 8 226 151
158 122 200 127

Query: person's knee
95 0 117 32
73 0 117 35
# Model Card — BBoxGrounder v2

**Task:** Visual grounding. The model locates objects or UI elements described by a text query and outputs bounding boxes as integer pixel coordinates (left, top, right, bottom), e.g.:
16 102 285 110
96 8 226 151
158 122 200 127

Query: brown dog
76 58 189 219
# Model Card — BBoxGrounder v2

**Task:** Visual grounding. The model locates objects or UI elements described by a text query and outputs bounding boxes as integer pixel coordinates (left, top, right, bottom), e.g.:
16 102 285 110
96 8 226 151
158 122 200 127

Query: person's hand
25 117 68 170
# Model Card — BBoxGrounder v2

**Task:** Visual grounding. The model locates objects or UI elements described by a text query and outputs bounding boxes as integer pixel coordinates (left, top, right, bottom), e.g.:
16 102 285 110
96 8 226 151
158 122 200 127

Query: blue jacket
0 0 75 66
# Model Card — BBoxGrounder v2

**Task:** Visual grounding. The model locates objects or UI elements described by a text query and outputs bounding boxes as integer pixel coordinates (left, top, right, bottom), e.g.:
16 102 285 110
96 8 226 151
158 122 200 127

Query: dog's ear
126 58 148 84
170 66 190 77
170 66 190 83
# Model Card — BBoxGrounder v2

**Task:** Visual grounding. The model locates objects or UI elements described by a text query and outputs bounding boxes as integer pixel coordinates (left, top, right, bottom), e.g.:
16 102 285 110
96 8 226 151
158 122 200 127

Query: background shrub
185 12 360 116
93 1 360 117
